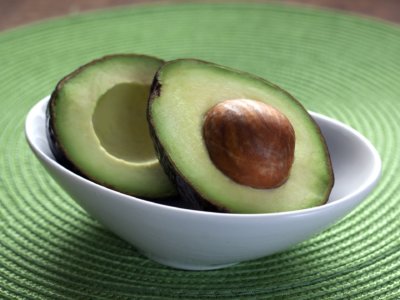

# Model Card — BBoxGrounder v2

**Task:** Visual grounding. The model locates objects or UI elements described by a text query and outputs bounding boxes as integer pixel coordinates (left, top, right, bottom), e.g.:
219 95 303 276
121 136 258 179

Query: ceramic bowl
25 97 381 270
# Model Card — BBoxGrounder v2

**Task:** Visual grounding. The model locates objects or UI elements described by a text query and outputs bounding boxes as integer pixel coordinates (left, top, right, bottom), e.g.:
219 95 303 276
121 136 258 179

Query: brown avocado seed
203 99 295 189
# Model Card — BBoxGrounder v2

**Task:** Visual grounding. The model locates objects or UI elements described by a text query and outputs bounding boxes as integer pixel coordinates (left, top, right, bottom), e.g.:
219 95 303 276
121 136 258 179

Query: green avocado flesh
48 54 176 199
148 59 334 213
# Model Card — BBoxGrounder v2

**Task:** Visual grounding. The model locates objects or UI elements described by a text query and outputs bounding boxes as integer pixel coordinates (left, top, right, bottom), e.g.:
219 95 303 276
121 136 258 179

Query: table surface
1 0 399 32
1 1 399 299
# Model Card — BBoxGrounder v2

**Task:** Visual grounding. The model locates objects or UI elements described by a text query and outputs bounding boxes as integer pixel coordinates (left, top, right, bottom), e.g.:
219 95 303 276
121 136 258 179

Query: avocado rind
148 59 334 213
47 54 176 199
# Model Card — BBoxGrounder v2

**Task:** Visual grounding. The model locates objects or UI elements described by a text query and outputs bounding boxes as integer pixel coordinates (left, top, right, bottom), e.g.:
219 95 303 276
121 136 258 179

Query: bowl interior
316 112 381 204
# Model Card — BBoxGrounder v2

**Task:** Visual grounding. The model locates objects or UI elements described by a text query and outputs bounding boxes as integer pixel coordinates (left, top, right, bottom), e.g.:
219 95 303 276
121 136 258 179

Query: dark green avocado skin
46 62 88 177
46 54 177 200
46 55 126 180
148 74 226 212
147 59 334 213
46 92 80 175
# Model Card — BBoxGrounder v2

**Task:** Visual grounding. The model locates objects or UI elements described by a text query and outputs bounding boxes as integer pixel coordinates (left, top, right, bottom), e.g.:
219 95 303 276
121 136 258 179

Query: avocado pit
202 99 295 189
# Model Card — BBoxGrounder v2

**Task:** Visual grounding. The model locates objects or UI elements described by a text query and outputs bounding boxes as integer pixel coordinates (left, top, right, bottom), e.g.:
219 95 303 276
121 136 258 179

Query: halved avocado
148 59 334 213
47 54 176 199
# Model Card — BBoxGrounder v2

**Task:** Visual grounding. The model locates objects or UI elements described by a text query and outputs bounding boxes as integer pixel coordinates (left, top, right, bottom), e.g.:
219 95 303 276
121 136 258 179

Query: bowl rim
25 97 382 219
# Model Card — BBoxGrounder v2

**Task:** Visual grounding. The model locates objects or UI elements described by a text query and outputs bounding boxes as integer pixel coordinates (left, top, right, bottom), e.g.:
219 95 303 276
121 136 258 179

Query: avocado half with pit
148 59 334 213
47 54 176 199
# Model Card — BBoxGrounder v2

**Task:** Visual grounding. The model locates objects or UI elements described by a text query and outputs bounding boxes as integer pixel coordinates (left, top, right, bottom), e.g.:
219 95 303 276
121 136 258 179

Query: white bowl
25 97 381 270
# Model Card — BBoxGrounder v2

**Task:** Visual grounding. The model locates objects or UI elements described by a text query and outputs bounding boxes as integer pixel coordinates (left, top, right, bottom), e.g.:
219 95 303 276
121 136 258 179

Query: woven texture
1 2 400 299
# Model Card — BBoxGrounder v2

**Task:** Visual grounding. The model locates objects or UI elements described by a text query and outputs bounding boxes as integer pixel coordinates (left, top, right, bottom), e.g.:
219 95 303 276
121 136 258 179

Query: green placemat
1 2 399 299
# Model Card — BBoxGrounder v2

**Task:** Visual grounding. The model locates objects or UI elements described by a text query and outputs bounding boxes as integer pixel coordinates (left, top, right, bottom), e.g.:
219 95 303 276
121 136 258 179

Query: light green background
1 3 399 299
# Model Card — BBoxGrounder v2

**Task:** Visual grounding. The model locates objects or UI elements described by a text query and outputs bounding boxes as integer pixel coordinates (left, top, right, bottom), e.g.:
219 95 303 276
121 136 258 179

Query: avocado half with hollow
47 54 176 199
148 59 334 213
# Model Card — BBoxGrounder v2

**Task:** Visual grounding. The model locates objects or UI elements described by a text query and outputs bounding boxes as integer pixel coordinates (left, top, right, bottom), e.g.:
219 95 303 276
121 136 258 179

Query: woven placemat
1 2 399 299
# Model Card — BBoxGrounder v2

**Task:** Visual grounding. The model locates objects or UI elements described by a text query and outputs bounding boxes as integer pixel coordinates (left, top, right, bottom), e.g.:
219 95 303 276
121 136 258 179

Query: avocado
47 54 176 199
148 59 334 213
